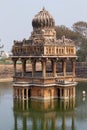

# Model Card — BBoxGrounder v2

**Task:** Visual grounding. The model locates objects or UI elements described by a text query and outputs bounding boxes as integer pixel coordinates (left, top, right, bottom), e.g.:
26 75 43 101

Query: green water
0 82 87 130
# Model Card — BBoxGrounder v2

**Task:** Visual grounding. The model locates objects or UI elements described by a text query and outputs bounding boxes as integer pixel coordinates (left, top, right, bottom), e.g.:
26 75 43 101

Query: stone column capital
71 58 76 62
41 58 47 63
31 58 36 63
12 58 18 62
51 58 57 62
62 58 67 62
42 58 46 62
21 58 26 63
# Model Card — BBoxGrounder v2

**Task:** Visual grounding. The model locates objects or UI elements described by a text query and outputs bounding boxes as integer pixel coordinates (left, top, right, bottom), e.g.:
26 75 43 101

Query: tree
77 38 87 61
73 21 87 38
55 25 82 41
55 25 87 62
55 25 82 46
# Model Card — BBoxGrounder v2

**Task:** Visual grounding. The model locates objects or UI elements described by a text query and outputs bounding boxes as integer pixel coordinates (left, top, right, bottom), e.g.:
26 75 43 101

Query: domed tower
31 7 56 41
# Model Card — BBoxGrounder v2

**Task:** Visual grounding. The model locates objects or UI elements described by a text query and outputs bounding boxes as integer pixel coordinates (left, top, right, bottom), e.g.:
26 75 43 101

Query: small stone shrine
12 8 77 100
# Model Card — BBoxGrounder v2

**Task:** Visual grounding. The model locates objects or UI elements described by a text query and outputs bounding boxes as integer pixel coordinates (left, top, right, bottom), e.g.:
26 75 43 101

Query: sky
0 0 87 51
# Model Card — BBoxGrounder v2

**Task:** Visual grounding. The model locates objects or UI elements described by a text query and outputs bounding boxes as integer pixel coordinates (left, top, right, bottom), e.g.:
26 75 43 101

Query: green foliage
55 25 82 41
55 25 87 62
77 38 87 62
77 50 86 62
73 21 87 37
0 58 13 64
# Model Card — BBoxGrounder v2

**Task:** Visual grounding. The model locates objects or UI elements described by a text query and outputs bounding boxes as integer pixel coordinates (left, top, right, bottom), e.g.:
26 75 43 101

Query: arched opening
26 59 32 77
66 60 72 73
46 60 52 72
36 61 42 71
16 59 22 77
56 61 62 73
57 88 60 98
24 89 26 98
46 60 53 77
28 89 31 98
62 89 64 97
36 61 42 77
18 89 19 98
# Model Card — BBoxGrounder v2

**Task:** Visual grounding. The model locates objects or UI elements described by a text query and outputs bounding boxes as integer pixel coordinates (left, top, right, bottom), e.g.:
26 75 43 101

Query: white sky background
0 0 87 51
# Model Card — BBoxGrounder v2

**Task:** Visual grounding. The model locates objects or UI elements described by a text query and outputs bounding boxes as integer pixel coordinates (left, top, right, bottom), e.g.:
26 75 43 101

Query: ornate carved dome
32 7 55 29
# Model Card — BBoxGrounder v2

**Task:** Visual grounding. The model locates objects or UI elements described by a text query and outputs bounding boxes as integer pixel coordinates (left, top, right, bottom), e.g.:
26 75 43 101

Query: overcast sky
0 0 87 51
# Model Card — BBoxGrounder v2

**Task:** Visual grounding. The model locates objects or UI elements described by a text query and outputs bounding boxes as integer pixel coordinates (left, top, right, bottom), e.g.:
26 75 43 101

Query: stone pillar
69 88 73 98
64 89 66 99
67 89 69 98
51 60 53 72
54 46 56 55
16 88 18 98
22 100 25 110
62 58 66 77
24 60 26 73
22 88 24 99
60 88 62 98
14 60 16 76
72 60 75 77
69 88 71 98
26 88 28 99
52 59 56 77
13 59 17 76
26 100 29 110
73 87 75 97
31 59 36 78
21 59 26 77
19 89 21 99
14 88 18 98
42 59 46 78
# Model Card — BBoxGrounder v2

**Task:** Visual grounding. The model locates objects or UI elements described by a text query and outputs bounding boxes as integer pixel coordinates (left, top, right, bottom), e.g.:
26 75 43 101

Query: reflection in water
1 82 87 130
13 99 76 130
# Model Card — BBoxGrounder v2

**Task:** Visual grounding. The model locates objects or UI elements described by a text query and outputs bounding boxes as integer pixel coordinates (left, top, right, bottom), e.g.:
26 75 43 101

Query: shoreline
0 78 13 82
0 77 87 82
76 78 87 82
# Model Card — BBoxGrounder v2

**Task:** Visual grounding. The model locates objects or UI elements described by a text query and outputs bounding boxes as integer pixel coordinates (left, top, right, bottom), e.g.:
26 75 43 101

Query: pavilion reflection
13 99 76 130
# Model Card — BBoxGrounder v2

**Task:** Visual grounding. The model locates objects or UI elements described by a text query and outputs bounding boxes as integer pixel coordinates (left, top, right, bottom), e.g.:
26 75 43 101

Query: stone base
13 81 76 100
31 86 57 100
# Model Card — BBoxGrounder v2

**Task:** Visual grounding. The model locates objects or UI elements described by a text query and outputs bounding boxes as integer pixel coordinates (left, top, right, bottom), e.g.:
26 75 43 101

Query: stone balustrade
15 71 73 78
46 73 53 77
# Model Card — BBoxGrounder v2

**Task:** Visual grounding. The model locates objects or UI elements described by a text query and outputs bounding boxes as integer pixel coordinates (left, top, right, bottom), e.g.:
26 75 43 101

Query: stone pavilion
12 8 77 100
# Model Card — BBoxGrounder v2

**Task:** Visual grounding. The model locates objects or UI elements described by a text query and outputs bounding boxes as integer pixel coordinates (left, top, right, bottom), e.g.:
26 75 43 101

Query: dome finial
42 6 45 10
